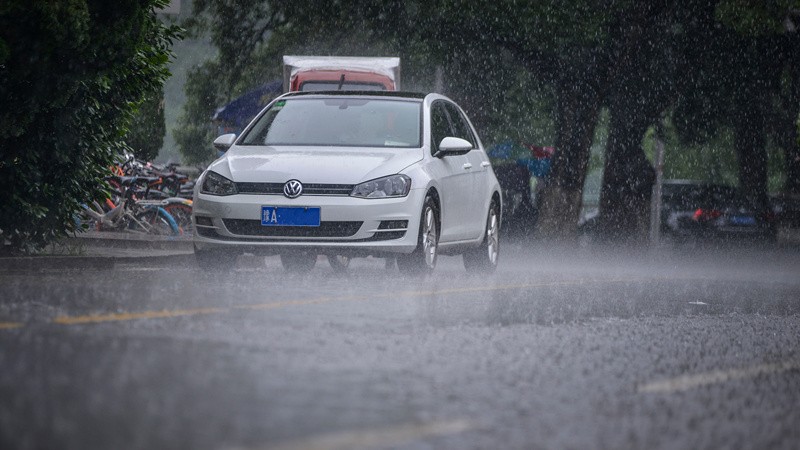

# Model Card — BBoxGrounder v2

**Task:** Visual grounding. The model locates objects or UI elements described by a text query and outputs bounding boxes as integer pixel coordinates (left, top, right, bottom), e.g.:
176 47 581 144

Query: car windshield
239 97 422 148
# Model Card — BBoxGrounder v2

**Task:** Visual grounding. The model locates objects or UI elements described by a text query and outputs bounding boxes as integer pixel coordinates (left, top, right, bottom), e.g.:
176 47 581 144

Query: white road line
638 359 800 394
261 419 474 450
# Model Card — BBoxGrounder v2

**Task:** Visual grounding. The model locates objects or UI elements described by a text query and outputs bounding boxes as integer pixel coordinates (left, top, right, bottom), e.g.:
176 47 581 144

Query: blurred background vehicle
579 180 778 246
770 192 800 229
282 56 401 92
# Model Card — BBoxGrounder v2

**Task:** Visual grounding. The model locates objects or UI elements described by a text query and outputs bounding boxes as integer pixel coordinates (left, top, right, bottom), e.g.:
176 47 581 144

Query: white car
193 91 502 274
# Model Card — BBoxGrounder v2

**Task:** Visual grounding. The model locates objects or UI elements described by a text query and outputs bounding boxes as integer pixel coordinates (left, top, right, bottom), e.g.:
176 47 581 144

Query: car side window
444 103 476 148
430 103 452 155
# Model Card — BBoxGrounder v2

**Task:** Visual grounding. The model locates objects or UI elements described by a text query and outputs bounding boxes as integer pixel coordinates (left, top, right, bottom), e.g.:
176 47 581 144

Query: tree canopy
176 0 800 242
0 0 180 252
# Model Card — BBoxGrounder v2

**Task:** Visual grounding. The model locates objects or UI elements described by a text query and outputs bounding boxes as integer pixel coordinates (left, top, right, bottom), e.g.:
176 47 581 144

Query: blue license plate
261 206 320 227
729 215 756 226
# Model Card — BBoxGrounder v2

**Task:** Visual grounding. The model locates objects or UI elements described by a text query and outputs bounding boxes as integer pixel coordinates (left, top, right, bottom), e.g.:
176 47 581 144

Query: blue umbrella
212 80 283 130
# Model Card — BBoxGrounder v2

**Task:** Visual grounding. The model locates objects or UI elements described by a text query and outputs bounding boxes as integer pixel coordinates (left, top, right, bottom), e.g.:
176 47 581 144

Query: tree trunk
596 3 665 245
731 36 771 211
734 103 769 211
783 46 800 194
786 122 800 194
598 110 655 244
535 72 602 242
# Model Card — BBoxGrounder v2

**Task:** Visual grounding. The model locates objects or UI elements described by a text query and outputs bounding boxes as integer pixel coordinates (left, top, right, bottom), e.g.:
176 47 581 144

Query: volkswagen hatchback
193 91 502 274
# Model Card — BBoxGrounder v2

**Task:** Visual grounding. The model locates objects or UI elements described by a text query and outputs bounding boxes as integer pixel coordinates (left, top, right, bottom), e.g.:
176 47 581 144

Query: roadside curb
0 256 115 272
0 253 196 272
63 231 194 251
0 231 196 272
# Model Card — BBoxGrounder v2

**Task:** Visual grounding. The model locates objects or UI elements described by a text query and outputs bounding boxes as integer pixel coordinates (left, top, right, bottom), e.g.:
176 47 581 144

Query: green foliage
126 91 166 162
643 121 739 185
643 117 788 192
0 0 180 253
174 0 580 164
479 68 557 146
174 0 281 165
175 0 800 217
671 0 800 197
174 60 227 165
716 0 800 35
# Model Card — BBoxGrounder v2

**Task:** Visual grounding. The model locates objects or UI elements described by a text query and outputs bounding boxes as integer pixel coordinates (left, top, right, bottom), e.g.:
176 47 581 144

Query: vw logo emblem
283 180 303 198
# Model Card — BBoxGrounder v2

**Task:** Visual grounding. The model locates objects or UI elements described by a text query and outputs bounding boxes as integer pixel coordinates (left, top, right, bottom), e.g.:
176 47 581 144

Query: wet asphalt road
1 242 799 450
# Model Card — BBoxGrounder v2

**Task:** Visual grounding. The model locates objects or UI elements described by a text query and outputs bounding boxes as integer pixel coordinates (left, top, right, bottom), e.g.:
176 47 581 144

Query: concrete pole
650 120 666 247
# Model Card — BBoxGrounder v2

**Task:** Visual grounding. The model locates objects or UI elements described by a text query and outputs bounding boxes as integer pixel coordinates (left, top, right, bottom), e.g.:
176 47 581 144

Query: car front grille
222 219 362 238
235 182 354 196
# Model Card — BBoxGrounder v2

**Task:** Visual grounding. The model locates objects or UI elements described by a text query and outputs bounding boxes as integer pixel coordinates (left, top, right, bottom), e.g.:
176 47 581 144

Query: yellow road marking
638 359 800 394
266 419 474 450
52 307 225 325
234 278 641 312
0 322 23 330
8 276 670 328
235 298 335 311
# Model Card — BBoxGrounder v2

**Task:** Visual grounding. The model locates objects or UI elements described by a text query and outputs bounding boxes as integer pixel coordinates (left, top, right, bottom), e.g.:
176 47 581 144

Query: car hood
208 145 424 184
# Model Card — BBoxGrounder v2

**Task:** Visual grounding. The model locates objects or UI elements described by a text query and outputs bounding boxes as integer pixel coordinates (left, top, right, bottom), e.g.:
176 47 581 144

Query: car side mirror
213 133 237 152
436 136 473 157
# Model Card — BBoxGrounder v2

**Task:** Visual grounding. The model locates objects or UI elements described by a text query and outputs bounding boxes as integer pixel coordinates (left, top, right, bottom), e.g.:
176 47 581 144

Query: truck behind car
282 56 401 92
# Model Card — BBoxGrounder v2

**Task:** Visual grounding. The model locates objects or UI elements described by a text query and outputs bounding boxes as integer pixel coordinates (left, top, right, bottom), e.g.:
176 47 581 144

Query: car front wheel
397 195 439 275
464 198 500 273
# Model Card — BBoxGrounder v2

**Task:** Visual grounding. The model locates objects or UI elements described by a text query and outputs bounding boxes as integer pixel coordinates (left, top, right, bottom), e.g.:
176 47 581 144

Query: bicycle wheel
163 203 193 233
129 208 179 235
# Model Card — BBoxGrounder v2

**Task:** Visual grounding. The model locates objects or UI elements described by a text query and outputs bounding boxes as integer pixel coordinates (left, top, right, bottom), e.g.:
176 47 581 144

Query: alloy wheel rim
487 209 499 265
422 207 437 267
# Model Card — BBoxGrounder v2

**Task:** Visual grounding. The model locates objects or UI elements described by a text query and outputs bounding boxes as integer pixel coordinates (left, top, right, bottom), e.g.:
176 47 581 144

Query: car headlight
351 174 411 199
201 171 238 196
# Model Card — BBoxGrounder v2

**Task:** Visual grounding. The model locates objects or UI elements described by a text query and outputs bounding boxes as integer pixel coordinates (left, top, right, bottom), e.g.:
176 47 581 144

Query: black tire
397 195 439 275
280 252 317 273
194 245 237 272
326 254 351 273
464 198 500 273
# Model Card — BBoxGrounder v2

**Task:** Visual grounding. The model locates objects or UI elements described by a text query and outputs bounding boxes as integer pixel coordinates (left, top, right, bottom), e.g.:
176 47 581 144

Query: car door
427 101 472 242
444 102 490 240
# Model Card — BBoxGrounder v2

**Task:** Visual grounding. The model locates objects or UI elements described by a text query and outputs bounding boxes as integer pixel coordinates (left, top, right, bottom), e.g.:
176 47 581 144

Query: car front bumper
192 189 426 256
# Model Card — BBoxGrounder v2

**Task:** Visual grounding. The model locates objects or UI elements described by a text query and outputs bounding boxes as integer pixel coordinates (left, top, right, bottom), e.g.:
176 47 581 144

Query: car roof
279 90 428 100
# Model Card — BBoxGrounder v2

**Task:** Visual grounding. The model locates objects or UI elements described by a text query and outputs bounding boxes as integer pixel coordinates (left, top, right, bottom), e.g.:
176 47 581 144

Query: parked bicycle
109 153 196 232
80 175 181 235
